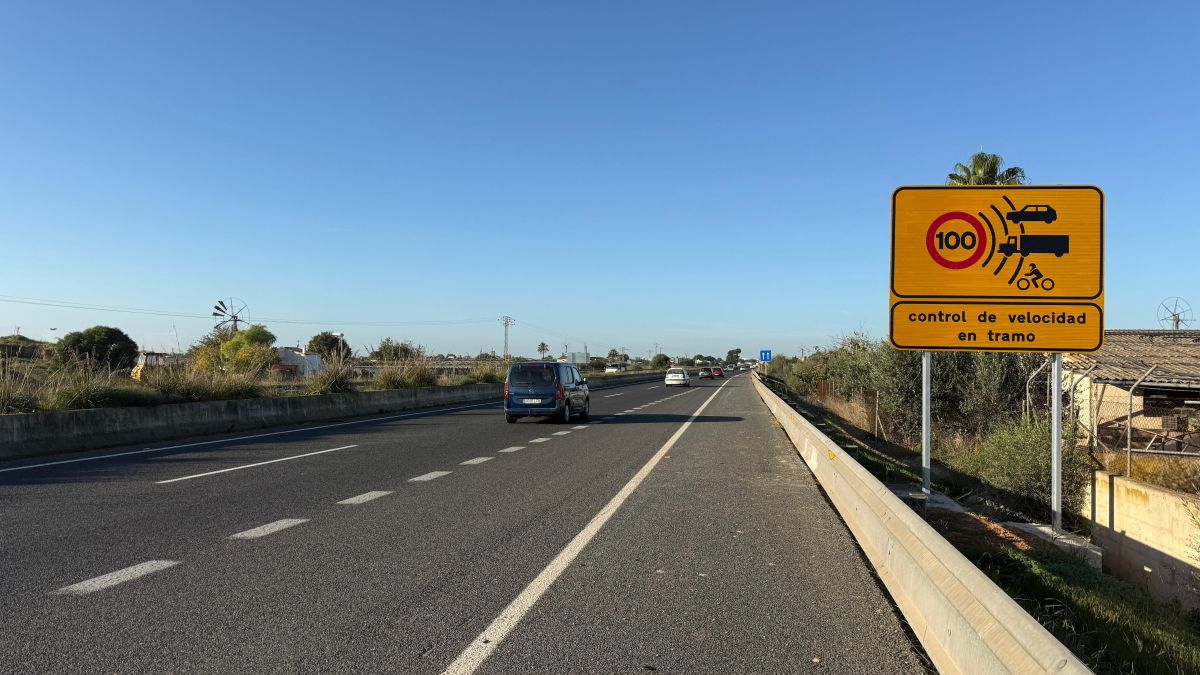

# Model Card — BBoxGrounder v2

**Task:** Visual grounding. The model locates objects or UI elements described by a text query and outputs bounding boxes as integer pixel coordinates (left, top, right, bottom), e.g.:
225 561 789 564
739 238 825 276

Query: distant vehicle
504 361 589 423
998 234 1070 258
665 368 691 387
698 367 714 379
712 366 724 377
1006 204 1057 224
604 364 625 374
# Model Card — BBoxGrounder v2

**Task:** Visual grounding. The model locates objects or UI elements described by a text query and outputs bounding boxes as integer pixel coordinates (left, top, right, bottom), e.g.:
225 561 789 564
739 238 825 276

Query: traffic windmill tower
499 316 515 359
212 298 249 333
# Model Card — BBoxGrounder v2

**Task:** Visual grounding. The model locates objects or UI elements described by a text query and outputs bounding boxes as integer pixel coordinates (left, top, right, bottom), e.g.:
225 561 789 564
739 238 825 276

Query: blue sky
2 1 1196 358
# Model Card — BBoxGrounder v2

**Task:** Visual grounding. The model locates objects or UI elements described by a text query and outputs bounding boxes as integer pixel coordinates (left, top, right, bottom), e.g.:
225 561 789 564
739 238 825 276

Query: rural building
274 346 324 377
1065 330 1200 454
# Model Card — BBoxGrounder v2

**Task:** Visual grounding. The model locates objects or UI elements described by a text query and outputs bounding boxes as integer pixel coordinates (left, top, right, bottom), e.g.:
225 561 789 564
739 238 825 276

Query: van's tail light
556 380 564 401
504 380 510 400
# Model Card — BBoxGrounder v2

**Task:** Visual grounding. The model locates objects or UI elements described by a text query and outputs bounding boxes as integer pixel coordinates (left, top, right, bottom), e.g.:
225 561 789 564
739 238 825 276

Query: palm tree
946 151 1027 186
537 342 549 359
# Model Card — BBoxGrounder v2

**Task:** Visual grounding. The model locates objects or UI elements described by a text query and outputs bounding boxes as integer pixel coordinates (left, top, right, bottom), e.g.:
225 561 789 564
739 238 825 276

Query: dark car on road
504 361 589 423
1006 204 1057 224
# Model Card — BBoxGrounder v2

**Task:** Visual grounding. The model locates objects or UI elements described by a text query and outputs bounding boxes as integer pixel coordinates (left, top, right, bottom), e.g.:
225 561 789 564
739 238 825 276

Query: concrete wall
1082 470 1200 610
0 371 663 462
752 374 1088 675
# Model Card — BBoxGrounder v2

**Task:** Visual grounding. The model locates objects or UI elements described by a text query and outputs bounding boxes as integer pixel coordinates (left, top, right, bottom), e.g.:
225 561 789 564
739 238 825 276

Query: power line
0 294 496 328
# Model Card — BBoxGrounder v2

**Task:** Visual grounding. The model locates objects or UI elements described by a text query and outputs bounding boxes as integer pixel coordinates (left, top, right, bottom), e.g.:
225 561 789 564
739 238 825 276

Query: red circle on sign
926 211 987 270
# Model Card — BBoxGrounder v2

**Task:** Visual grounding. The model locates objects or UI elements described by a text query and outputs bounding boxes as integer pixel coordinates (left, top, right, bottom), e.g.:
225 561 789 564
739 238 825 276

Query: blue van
504 361 590 423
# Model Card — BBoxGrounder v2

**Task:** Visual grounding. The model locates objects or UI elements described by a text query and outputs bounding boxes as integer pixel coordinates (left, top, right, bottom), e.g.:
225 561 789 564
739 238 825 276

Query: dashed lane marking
529 438 551 443
498 446 524 453
156 445 359 484
552 431 572 436
460 457 493 465
337 491 393 505
410 471 452 482
53 561 179 596
230 518 308 540
571 425 589 430
603 393 625 398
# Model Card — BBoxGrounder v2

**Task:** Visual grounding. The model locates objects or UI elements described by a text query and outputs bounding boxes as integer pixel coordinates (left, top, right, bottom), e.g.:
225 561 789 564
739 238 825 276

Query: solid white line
230 518 308 539
337 490 393 505
155 445 359 484
571 425 589 430
1 401 498 475
602 392 625 398
53 560 179 596
442 377 732 675
498 446 525 453
529 438 551 443
460 457 493 465
410 470 452 482
552 431 572 436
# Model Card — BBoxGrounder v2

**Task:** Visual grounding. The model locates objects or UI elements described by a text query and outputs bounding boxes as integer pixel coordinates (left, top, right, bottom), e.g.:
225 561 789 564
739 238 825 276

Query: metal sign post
922 352 932 496
1050 353 1063 531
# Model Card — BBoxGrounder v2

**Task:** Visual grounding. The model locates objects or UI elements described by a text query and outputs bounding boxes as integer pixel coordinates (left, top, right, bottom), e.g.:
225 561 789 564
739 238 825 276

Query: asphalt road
0 374 926 673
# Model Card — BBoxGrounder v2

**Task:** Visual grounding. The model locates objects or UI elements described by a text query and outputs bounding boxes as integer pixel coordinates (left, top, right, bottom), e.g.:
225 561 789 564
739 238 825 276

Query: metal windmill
1157 297 1193 330
212 298 249 333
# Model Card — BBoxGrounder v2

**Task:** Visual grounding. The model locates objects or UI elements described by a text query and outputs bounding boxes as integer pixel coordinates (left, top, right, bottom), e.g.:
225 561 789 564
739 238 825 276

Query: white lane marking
155 445 359 484
602 392 625 398
614 413 628 416
622 409 634 413
460 457 493 465
2 402 498 475
498 446 525 453
571 425 589 430
337 490 393 505
647 386 659 389
53 560 179 596
552 431 572 436
529 438 551 443
230 519 308 539
410 471 452 482
442 377 732 675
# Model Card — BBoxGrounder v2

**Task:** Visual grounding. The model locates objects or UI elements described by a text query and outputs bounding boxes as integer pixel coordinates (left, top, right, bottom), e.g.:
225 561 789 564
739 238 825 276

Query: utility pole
499 316 515 360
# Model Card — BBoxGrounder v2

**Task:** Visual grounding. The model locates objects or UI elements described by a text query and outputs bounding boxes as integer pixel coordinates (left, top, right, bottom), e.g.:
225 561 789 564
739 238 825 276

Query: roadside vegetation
760 373 1200 674
0 327 667 415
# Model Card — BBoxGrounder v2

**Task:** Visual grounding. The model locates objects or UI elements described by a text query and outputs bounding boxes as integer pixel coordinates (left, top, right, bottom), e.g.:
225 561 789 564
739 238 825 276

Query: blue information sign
760 349 772 362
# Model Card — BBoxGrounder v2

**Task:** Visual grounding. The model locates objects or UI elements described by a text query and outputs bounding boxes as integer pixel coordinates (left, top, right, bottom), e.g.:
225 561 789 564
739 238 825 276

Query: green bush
961 419 1091 520
436 374 472 387
368 368 406 390
400 362 437 388
306 363 356 395
140 368 263 402
0 368 41 413
40 368 163 410
467 364 503 384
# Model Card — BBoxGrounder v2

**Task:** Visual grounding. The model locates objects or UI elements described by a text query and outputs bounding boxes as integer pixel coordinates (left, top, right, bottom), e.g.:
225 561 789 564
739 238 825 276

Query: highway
0 374 926 673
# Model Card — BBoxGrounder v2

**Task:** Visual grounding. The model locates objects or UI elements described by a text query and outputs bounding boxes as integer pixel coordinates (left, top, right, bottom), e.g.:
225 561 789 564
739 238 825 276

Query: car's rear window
667 368 684 375
509 364 557 386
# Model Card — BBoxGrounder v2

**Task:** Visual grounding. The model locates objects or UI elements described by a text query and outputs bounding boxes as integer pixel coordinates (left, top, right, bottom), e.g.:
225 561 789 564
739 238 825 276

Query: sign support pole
921 351 931 497
1051 353 1063 532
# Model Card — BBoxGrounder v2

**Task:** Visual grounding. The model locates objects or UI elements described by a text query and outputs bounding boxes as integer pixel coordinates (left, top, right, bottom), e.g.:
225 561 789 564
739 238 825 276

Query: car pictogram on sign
1005 204 1057 224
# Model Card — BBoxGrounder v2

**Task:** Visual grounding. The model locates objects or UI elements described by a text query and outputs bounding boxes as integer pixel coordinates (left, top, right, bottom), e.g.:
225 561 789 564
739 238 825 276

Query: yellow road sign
890 186 1104 352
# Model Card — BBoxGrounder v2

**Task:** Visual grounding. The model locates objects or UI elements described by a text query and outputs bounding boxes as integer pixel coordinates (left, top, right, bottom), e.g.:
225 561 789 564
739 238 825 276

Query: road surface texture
0 374 926 673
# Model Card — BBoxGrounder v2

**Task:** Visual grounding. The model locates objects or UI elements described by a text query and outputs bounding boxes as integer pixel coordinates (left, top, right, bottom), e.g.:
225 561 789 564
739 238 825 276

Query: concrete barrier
752 374 1089 675
0 371 665 462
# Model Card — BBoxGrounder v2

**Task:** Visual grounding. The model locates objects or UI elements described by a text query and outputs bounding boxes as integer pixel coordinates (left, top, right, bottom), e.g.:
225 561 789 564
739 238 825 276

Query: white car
604 364 624 373
664 368 691 387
